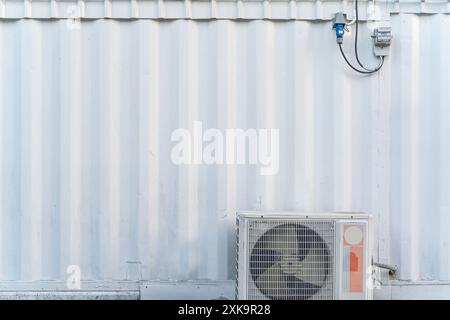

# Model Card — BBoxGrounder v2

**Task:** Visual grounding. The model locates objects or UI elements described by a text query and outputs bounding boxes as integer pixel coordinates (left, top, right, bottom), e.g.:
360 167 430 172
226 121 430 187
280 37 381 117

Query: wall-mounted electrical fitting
332 0 391 75
372 27 392 56
332 12 347 44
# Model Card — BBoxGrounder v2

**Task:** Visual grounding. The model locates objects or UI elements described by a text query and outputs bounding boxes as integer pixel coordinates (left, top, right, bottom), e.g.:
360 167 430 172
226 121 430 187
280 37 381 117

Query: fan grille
247 219 335 300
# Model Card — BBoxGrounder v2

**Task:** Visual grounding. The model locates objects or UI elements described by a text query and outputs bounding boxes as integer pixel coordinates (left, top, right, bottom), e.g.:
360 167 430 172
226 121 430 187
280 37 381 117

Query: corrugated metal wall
0 8 449 286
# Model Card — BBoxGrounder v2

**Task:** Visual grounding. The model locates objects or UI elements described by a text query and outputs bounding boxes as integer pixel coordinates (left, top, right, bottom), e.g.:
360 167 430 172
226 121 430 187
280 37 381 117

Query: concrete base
0 280 140 300
0 291 139 300
375 281 450 300
2 280 450 300
140 281 235 300
141 280 450 300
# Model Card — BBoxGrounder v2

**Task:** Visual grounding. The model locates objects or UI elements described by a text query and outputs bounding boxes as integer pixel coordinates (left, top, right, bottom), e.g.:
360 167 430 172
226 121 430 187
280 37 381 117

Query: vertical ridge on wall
59 18 83 280
406 14 420 281
215 20 239 279
0 17 3 279
81 16 100 280
0 15 450 285
2 20 21 280
254 20 276 210
137 19 161 280
417 14 440 280
438 16 450 281
177 19 200 280
157 18 176 280
293 21 315 212
20 19 44 281
97 19 122 280
42 20 62 280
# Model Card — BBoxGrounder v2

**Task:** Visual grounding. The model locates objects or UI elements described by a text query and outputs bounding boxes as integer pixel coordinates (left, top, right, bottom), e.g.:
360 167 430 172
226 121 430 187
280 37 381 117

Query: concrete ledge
3 280 450 300
142 280 450 300
0 280 140 291
0 280 140 300
140 281 235 300
0 291 139 300
375 281 450 300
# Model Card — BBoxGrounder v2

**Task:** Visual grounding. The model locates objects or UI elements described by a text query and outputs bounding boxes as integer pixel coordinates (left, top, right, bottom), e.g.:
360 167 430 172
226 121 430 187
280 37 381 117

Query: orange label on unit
343 225 364 293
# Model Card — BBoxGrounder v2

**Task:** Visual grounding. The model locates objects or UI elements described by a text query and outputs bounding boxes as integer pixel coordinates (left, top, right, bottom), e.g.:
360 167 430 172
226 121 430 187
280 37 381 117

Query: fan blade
283 274 321 300
295 225 312 261
272 224 299 256
292 241 330 287
254 262 287 299
256 263 323 300
249 248 281 281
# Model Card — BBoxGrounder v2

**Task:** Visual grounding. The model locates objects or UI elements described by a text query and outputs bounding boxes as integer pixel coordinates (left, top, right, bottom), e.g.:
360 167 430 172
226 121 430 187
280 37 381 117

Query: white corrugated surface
0 12 449 291
0 0 448 20
0 0 383 19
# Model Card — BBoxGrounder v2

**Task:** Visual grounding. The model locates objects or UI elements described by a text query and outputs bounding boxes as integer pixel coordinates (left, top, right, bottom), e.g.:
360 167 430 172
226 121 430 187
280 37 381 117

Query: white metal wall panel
0 0 448 20
0 13 449 288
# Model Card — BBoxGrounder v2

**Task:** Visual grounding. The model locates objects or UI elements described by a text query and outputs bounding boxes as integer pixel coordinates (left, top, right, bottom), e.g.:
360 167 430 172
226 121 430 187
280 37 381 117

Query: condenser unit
236 212 373 300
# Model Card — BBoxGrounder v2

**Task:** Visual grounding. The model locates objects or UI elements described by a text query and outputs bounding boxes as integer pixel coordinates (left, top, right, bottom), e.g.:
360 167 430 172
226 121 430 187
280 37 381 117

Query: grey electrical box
372 27 392 56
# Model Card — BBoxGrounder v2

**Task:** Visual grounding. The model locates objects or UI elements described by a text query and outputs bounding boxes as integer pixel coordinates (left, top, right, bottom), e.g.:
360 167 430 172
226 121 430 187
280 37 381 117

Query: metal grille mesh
247 219 335 300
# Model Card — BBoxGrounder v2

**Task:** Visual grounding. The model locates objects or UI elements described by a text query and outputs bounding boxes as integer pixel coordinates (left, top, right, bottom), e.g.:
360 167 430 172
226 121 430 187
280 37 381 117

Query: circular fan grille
249 223 331 300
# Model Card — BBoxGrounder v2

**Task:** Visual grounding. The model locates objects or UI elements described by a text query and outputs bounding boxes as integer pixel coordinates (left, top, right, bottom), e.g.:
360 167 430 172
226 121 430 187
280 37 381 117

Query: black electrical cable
337 0 384 74
354 0 371 71
339 43 384 74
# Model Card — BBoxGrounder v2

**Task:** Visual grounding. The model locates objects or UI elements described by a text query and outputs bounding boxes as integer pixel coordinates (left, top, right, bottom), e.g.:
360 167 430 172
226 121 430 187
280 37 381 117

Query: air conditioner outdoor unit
236 212 373 300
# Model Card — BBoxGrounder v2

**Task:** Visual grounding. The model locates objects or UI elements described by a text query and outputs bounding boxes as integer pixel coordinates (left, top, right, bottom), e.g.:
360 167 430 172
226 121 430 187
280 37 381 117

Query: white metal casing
236 212 373 300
